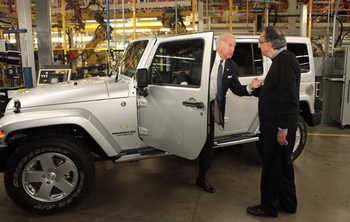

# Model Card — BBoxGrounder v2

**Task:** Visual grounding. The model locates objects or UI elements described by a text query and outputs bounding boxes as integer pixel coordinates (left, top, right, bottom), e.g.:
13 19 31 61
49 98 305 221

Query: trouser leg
280 130 298 213
260 130 297 216
260 132 281 216
198 105 214 181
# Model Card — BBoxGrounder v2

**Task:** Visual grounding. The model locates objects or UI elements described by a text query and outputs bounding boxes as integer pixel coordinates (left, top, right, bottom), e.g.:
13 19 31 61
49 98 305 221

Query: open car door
137 32 214 159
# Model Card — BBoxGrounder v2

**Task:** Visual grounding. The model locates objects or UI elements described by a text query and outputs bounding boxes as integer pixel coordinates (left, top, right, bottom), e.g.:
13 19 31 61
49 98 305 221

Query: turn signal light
0 130 6 138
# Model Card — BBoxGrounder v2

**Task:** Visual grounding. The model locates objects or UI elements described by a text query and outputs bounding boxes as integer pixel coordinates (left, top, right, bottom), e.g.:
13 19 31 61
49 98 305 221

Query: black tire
4 134 95 214
291 115 307 161
256 115 307 161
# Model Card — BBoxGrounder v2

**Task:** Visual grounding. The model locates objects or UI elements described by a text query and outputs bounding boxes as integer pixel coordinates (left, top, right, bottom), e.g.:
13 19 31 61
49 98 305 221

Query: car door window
232 43 263 77
150 39 204 87
287 43 310 73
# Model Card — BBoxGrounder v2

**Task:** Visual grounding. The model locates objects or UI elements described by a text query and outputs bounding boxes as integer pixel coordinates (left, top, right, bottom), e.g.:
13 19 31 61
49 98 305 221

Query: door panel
137 32 214 159
217 42 262 135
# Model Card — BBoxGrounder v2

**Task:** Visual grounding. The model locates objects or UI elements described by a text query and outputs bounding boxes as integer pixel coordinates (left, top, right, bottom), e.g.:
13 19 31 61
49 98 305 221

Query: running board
214 135 259 148
114 149 170 163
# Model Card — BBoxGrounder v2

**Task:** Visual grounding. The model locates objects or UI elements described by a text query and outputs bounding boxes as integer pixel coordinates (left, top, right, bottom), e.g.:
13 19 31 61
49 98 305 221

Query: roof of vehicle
234 35 310 43
131 33 310 43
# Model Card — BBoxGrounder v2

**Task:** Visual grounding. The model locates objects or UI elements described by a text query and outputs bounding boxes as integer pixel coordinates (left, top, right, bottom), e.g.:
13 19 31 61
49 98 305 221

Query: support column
132 0 136 39
263 3 269 27
300 4 308 37
331 0 341 54
198 1 204 32
16 0 36 87
229 0 233 33
308 0 314 39
34 0 53 69
192 0 197 33
288 0 298 31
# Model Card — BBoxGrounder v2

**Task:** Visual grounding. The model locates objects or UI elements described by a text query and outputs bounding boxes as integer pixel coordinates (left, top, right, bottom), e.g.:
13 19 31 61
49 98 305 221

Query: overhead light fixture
85 19 127 23
139 17 158 21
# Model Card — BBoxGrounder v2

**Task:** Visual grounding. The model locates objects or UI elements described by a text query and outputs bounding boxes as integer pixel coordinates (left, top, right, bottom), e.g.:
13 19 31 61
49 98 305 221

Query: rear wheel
291 115 307 161
256 115 307 161
4 134 95 214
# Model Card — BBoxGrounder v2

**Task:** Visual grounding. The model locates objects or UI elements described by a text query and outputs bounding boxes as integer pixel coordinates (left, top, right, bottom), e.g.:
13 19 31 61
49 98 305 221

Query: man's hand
249 77 264 89
277 130 288 146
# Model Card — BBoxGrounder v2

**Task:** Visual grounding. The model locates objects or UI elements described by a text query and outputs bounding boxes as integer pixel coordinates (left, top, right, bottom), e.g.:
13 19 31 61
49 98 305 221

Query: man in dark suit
247 26 300 217
196 33 263 193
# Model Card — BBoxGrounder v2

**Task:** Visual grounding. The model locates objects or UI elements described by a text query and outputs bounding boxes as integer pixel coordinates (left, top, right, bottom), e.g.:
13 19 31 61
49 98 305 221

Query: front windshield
117 40 148 78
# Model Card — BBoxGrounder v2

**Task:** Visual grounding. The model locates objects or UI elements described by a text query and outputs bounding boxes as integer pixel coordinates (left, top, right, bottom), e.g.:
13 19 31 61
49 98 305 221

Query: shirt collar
215 52 221 62
215 52 224 62
270 46 287 60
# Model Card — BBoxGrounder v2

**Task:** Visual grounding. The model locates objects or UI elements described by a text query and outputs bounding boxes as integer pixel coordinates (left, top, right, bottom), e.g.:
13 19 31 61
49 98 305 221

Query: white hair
216 33 235 47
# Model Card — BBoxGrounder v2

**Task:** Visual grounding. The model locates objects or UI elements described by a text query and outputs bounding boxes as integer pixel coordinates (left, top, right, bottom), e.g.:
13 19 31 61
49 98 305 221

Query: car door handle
182 101 204 109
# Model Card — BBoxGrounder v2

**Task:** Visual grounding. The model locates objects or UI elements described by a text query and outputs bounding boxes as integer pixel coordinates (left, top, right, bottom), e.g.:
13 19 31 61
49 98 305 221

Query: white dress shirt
210 53 225 101
210 53 253 102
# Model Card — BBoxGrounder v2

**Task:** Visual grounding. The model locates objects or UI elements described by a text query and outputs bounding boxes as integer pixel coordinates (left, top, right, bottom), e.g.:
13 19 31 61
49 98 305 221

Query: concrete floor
0 123 349 222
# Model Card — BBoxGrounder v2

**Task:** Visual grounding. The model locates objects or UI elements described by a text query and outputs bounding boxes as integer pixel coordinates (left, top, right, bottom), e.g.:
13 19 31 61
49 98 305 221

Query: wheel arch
0 123 114 172
299 100 313 126
0 109 122 171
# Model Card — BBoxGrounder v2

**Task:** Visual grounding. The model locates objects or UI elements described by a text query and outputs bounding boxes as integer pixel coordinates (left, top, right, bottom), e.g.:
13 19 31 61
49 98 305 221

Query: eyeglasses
258 40 269 44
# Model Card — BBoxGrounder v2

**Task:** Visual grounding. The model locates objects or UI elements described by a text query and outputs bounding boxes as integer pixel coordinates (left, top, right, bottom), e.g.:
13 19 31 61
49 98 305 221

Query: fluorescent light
86 19 127 23
51 37 63 43
139 17 158 21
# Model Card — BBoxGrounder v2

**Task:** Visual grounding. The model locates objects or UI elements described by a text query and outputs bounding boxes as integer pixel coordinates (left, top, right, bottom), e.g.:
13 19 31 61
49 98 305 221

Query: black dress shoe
196 178 216 193
247 205 277 217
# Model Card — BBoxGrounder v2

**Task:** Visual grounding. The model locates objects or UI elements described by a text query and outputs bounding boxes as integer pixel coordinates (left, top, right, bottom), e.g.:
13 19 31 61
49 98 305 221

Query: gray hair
262 26 286 50
217 33 235 47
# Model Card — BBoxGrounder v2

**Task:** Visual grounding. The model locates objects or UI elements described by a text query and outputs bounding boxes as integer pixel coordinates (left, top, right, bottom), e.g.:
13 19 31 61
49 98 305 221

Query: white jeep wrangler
0 32 321 214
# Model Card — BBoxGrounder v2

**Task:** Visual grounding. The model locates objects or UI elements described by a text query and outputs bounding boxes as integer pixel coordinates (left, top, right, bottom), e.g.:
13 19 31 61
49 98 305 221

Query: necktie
217 60 223 101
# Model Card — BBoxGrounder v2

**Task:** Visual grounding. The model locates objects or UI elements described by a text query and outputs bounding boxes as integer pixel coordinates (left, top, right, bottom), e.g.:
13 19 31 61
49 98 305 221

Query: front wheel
5 134 95 214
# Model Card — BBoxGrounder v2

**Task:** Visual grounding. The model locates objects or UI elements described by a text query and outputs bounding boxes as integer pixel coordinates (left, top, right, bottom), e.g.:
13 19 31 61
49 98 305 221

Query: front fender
0 109 121 156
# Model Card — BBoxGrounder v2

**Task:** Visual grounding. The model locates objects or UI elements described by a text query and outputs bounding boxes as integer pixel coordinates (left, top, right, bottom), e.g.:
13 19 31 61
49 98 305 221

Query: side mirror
136 69 149 97
136 69 149 88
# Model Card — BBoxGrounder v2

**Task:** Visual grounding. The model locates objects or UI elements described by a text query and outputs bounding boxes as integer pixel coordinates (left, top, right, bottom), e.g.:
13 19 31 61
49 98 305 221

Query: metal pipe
308 0 313 39
229 0 233 33
122 0 126 48
332 0 341 54
106 0 111 41
106 0 110 75
175 0 178 34
113 0 116 49
327 0 331 36
61 0 67 62
300 4 308 37
264 3 269 27
192 0 197 33
133 0 136 39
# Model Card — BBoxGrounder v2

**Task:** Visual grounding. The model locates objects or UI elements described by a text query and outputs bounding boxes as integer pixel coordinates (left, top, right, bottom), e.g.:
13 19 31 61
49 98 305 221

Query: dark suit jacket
252 50 301 133
217 58 251 127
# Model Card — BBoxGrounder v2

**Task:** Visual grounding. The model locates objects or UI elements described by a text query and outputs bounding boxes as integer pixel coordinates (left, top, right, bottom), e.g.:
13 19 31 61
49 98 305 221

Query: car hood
7 77 129 109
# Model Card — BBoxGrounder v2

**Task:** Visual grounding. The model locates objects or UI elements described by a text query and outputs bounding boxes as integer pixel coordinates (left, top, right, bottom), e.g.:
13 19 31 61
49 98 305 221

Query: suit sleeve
229 61 251 96
251 87 261 97
277 55 300 129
